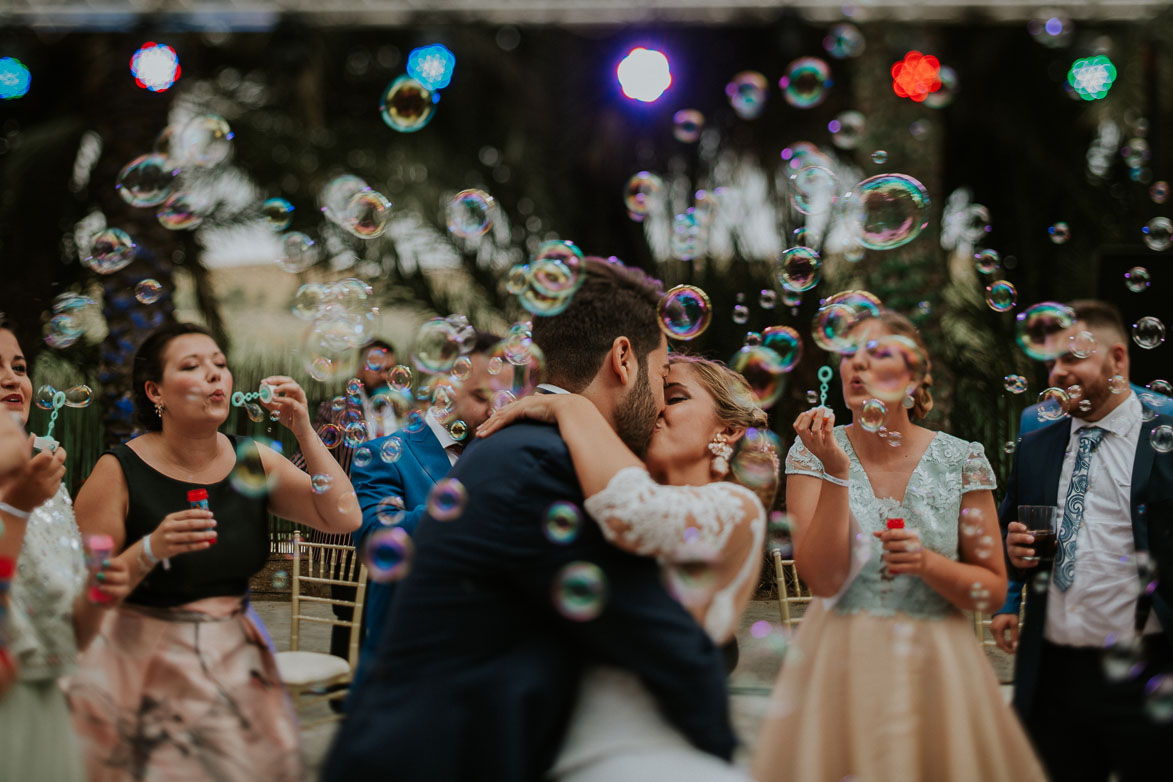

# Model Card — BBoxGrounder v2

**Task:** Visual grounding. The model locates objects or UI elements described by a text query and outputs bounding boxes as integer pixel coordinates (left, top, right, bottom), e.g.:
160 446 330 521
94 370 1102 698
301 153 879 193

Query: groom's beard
613 360 658 459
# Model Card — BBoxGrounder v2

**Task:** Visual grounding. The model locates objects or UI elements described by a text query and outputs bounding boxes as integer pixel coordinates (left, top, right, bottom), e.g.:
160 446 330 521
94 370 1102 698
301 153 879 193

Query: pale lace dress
0 484 87 781
550 466 765 782
752 428 1047 782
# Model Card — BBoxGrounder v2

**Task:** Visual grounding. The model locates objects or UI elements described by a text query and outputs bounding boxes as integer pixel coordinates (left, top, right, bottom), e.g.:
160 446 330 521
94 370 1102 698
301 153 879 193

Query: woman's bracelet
0 501 31 519
822 473 850 488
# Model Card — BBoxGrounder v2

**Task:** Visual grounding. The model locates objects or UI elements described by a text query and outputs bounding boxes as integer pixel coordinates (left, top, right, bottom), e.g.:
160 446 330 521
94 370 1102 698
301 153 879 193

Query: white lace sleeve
583 466 764 564
785 438 824 479
962 442 997 493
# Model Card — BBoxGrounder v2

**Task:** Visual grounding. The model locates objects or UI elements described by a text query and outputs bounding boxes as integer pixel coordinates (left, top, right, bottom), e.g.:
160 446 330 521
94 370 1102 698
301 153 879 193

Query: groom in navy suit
1000 300 1173 781
324 258 737 781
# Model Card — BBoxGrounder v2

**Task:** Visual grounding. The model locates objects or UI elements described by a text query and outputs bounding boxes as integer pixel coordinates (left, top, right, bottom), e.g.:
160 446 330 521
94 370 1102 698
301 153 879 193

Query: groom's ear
607 336 635 386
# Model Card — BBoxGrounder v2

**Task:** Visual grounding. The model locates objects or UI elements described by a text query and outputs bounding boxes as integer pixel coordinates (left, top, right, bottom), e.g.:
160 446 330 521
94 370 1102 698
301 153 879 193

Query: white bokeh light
617 48 672 103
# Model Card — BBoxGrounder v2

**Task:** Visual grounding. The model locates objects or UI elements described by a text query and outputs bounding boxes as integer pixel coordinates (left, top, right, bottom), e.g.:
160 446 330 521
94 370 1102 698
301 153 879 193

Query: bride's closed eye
666 393 689 405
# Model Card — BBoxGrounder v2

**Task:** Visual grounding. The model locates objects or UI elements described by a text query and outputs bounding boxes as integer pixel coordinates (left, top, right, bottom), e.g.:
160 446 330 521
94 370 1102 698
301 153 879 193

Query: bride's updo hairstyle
668 354 778 510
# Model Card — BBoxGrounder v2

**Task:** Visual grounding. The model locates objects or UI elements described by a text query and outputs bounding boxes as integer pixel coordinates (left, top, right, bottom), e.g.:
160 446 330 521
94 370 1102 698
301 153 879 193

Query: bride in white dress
477 354 774 781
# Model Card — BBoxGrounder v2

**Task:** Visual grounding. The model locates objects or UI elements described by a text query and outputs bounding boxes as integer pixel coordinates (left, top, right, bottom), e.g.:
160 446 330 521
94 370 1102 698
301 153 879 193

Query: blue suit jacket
348 423 452 690
999 407 1173 719
1018 382 1170 436
323 421 736 782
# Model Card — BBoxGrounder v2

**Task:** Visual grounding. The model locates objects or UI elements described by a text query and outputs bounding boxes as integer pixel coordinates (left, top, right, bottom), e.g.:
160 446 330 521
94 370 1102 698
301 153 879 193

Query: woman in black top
66 322 361 782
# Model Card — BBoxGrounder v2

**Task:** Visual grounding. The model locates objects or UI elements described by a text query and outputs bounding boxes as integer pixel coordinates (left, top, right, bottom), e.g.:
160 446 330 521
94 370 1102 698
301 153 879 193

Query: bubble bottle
84 534 115 604
0 555 13 654
880 517 904 602
188 489 215 547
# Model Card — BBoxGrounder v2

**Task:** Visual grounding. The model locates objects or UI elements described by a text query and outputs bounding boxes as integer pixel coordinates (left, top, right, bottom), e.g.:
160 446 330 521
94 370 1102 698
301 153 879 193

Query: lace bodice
6 483 86 680
786 428 996 620
583 466 766 641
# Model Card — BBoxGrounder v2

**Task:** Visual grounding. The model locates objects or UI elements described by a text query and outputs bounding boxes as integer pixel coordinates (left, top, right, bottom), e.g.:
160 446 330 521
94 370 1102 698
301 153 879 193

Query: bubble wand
815 365 833 408
32 383 93 452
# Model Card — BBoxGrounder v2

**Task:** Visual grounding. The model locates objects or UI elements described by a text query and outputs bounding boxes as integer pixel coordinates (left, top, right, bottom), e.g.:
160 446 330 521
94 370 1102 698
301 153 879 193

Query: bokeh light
131 42 181 92
1067 55 1117 101
617 47 672 103
0 57 31 100
891 51 941 103
406 44 456 91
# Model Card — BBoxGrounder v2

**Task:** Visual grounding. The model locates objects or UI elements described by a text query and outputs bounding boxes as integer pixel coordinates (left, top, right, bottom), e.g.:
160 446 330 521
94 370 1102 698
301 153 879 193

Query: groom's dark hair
532 257 665 393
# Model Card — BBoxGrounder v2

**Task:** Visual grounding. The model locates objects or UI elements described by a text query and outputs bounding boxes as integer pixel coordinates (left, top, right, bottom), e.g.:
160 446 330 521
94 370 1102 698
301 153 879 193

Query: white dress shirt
537 383 571 395
425 408 463 466
1044 392 1160 646
360 387 400 440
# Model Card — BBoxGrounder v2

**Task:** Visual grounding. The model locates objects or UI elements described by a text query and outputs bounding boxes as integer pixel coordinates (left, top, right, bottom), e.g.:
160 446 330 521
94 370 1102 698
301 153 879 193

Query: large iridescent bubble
1015 302 1076 361
779 57 833 108
852 173 930 250
729 346 787 408
776 247 821 293
379 76 436 133
657 285 712 341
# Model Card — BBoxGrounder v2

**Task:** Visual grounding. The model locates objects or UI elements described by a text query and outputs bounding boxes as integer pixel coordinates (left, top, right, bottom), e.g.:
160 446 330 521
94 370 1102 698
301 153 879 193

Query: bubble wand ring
816 365 833 408
33 383 93 451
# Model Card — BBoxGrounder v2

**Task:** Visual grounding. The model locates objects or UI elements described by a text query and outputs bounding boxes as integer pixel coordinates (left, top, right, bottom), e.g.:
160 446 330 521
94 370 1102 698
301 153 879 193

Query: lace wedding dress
752 428 1047 782
549 467 765 782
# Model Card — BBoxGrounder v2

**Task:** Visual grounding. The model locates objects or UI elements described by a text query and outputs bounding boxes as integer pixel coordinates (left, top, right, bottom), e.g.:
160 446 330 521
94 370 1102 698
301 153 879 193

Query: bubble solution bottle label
188 489 214 545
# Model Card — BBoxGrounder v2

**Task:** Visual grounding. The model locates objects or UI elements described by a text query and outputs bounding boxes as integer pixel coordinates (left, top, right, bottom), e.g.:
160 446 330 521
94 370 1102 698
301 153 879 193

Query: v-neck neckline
841 428 940 506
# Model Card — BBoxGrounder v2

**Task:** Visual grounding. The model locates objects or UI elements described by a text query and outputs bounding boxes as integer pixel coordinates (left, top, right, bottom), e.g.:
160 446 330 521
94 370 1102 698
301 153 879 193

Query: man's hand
1006 521 1039 570
991 613 1020 654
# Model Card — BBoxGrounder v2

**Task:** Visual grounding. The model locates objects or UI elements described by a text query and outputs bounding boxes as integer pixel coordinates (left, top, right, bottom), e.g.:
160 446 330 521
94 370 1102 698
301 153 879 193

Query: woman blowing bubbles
65 323 360 782
753 310 1046 782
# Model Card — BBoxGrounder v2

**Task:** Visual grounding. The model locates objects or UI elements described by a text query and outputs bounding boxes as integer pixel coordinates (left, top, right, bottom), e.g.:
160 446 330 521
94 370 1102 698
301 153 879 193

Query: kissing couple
325 257 777 781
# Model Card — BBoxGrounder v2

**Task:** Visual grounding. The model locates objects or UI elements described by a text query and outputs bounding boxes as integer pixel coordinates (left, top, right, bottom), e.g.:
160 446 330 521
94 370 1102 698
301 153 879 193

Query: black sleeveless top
109 435 270 607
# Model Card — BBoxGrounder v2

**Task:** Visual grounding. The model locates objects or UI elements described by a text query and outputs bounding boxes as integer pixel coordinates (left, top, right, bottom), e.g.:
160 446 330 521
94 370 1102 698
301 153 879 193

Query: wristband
0 502 31 520
822 473 849 488
142 534 169 571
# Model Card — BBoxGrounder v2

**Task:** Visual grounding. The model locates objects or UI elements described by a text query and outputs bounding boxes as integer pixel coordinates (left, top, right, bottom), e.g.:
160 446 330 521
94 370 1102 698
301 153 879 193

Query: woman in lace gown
0 322 130 780
753 311 1046 782
478 354 775 781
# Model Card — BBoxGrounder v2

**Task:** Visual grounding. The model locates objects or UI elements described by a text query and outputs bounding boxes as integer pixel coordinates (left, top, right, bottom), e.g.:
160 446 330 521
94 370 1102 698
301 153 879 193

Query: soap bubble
412 318 461 374
871 150 888 165
861 335 927 403
860 399 887 432
1151 181 1170 205
1125 267 1151 293
134 279 163 304
974 249 1001 275
730 427 782 490
544 502 583 544
776 247 821 292
779 57 832 108
317 424 341 449
789 166 838 215
229 438 275 498
486 339 546 398
553 562 608 621
1037 387 1071 422
1004 375 1028 394
657 285 712 341
343 422 367 448
446 188 496 238
262 198 294 231
924 66 959 109
829 110 866 150
670 211 701 261
34 385 57 410
353 447 373 468
271 571 288 589
115 153 177 207
1151 425 1173 453
762 326 802 372
732 305 750 325
319 175 369 225
84 228 136 274
276 232 318 273
1048 222 1071 244
672 109 704 142
389 364 413 391
1015 302 1076 361
1068 330 1097 359
759 290 777 310
427 478 468 521
729 346 787 409
811 291 883 354
363 527 414 583
379 75 435 133
175 114 234 168
530 240 585 297
1142 216 1172 251
726 71 769 119
380 436 404 463
823 23 865 59
447 419 468 441
310 474 333 494
1109 374 1128 394
985 281 1017 313
156 191 204 231
853 174 930 251
1133 316 1166 349
342 190 392 239
624 171 663 221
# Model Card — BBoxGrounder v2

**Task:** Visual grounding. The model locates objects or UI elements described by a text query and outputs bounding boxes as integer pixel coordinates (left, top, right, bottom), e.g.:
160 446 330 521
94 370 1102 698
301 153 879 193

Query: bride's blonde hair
668 354 778 510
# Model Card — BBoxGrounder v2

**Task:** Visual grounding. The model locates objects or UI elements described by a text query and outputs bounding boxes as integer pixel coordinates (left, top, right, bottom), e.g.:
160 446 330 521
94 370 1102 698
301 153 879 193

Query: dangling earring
154 401 165 418
708 434 732 477
902 394 915 410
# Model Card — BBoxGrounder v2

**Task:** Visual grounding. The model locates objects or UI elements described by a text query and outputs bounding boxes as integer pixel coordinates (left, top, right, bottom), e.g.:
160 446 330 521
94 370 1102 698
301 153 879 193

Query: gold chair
275 532 369 726
972 582 1027 648
772 548 813 630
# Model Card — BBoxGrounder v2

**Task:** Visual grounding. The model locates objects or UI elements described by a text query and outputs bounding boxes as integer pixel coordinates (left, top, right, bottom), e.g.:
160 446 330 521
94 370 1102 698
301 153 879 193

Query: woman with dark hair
753 311 1045 782
65 322 360 782
0 320 130 780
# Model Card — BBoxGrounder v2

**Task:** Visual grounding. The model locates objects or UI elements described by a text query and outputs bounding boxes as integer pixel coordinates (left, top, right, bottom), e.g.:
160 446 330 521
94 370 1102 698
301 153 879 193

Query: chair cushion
275 650 352 686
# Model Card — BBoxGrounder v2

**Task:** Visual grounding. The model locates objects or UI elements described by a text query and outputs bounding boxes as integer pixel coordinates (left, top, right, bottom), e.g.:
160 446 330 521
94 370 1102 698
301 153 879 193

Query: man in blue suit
345 330 499 692
998 300 1173 780
324 258 737 781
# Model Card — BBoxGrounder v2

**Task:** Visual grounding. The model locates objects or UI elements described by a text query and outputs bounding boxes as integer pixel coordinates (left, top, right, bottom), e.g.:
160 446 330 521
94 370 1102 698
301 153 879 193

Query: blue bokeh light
617 48 672 103
0 57 32 100
407 44 456 91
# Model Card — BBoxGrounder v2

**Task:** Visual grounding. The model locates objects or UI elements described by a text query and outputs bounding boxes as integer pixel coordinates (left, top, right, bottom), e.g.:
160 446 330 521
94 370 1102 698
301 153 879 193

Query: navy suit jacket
323 421 737 782
1000 408 1173 719
348 423 452 691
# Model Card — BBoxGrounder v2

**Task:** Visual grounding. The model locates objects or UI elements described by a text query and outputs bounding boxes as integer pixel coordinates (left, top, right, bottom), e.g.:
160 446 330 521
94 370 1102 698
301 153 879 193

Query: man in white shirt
1002 300 1173 781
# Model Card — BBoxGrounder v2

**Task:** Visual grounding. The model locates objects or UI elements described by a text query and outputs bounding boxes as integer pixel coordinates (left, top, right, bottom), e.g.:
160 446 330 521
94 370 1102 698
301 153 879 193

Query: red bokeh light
891 51 941 102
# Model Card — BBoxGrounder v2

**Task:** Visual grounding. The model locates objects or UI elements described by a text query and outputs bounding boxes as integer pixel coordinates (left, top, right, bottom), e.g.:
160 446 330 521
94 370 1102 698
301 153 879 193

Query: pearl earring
154 401 165 418
708 434 733 477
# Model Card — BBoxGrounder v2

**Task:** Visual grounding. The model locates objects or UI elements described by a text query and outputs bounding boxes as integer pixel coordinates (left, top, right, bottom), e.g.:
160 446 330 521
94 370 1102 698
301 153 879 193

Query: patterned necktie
1054 426 1106 592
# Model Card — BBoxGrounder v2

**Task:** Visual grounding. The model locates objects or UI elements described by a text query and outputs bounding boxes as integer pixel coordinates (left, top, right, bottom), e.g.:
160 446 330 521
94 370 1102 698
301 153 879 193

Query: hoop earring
154 401 165 418
708 434 733 477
